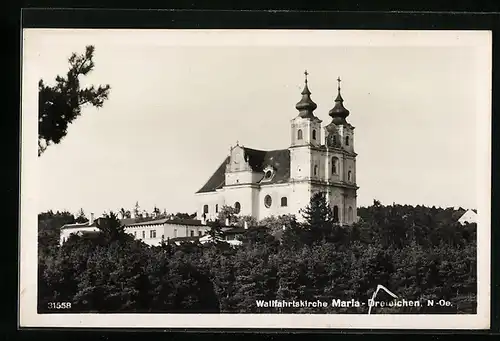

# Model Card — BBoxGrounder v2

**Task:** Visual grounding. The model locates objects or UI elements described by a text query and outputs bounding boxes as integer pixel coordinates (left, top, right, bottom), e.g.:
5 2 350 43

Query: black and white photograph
20 29 491 329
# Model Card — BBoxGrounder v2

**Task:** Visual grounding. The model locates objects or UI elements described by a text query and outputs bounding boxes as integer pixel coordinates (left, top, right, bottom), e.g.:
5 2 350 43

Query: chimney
89 212 95 225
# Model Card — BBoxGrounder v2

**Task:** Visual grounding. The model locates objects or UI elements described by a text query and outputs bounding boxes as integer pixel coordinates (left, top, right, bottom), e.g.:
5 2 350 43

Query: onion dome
329 76 350 124
295 70 318 118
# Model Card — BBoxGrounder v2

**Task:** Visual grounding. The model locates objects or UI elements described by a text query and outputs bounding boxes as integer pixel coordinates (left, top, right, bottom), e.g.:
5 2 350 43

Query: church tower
290 70 323 177
289 71 325 217
323 77 358 224
290 70 322 149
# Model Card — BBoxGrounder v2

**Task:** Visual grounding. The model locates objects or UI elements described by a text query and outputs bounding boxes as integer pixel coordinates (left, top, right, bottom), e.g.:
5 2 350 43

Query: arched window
234 202 241 214
331 157 338 174
348 206 353 222
333 205 339 223
281 197 288 207
348 171 352 182
203 205 209 214
345 136 350 146
297 129 303 140
264 195 272 208
312 129 317 140
314 165 318 176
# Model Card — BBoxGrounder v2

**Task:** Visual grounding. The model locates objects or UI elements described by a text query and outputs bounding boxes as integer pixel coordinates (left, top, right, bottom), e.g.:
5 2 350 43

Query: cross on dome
295 70 317 118
328 75 350 123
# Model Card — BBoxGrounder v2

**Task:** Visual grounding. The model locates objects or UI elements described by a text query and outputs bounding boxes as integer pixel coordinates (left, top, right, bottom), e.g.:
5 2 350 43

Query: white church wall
310 150 325 181
251 186 260 220
343 157 355 183
258 184 293 221
224 185 259 218
287 181 312 222
195 191 224 222
290 147 312 180
346 195 358 224
328 151 344 182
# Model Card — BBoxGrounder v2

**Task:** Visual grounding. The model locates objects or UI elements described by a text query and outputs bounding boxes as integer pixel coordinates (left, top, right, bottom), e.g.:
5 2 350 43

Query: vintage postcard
20 29 491 330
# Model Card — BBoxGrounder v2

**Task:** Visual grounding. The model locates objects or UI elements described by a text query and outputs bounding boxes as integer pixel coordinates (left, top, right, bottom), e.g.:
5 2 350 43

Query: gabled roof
119 218 136 226
451 209 468 221
196 148 290 193
126 218 204 227
196 157 229 194
61 221 97 230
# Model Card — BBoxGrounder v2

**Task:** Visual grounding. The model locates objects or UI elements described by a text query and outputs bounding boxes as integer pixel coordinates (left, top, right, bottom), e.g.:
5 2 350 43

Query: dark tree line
38 194 477 314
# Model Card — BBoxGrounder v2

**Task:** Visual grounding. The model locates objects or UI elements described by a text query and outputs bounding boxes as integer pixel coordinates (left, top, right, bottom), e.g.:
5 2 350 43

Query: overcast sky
24 30 490 217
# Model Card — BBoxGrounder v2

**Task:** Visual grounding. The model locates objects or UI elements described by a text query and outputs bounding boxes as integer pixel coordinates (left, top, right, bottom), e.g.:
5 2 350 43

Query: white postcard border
20 29 492 330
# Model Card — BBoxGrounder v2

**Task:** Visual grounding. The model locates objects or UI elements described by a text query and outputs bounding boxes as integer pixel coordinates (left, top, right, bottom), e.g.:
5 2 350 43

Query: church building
195 72 359 225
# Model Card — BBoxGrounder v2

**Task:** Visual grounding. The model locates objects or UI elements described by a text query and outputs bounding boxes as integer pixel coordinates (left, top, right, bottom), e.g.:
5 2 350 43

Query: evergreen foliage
38 200 477 314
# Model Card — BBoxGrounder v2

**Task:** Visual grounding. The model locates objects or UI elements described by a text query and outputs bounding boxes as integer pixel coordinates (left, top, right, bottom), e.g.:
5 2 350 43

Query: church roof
196 156 229 193
196 148 290 193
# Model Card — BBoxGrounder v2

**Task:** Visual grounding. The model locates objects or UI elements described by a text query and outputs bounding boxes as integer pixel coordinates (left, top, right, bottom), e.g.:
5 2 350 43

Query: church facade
196 72 359 225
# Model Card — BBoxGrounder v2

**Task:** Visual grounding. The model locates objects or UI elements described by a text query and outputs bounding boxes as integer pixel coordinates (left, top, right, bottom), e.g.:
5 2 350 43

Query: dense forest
37 195 476 314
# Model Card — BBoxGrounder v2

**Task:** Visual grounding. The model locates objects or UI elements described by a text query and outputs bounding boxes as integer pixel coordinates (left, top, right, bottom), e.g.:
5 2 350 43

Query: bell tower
324 77 358 224
290 70 322 149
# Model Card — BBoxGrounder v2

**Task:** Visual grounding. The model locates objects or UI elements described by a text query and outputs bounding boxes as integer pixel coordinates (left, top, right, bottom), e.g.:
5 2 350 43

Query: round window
234 202 241 214
264 195 272 208
265 170 272 179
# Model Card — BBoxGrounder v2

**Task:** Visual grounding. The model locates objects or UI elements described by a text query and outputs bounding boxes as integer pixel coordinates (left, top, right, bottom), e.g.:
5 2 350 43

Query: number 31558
48 302 71 309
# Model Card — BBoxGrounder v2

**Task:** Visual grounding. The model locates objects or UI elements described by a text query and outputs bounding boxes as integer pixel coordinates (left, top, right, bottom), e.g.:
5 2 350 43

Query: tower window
312 129 317 140
345 136 350 146
203 205 208 214
281 197 288 207
333 206 339 223
297 129 303 140
234 202 241 214
348 171 352 182
314 165 318 176
264 195 272 208
333 135 337 145
215 204 218 213
332 157 338 174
